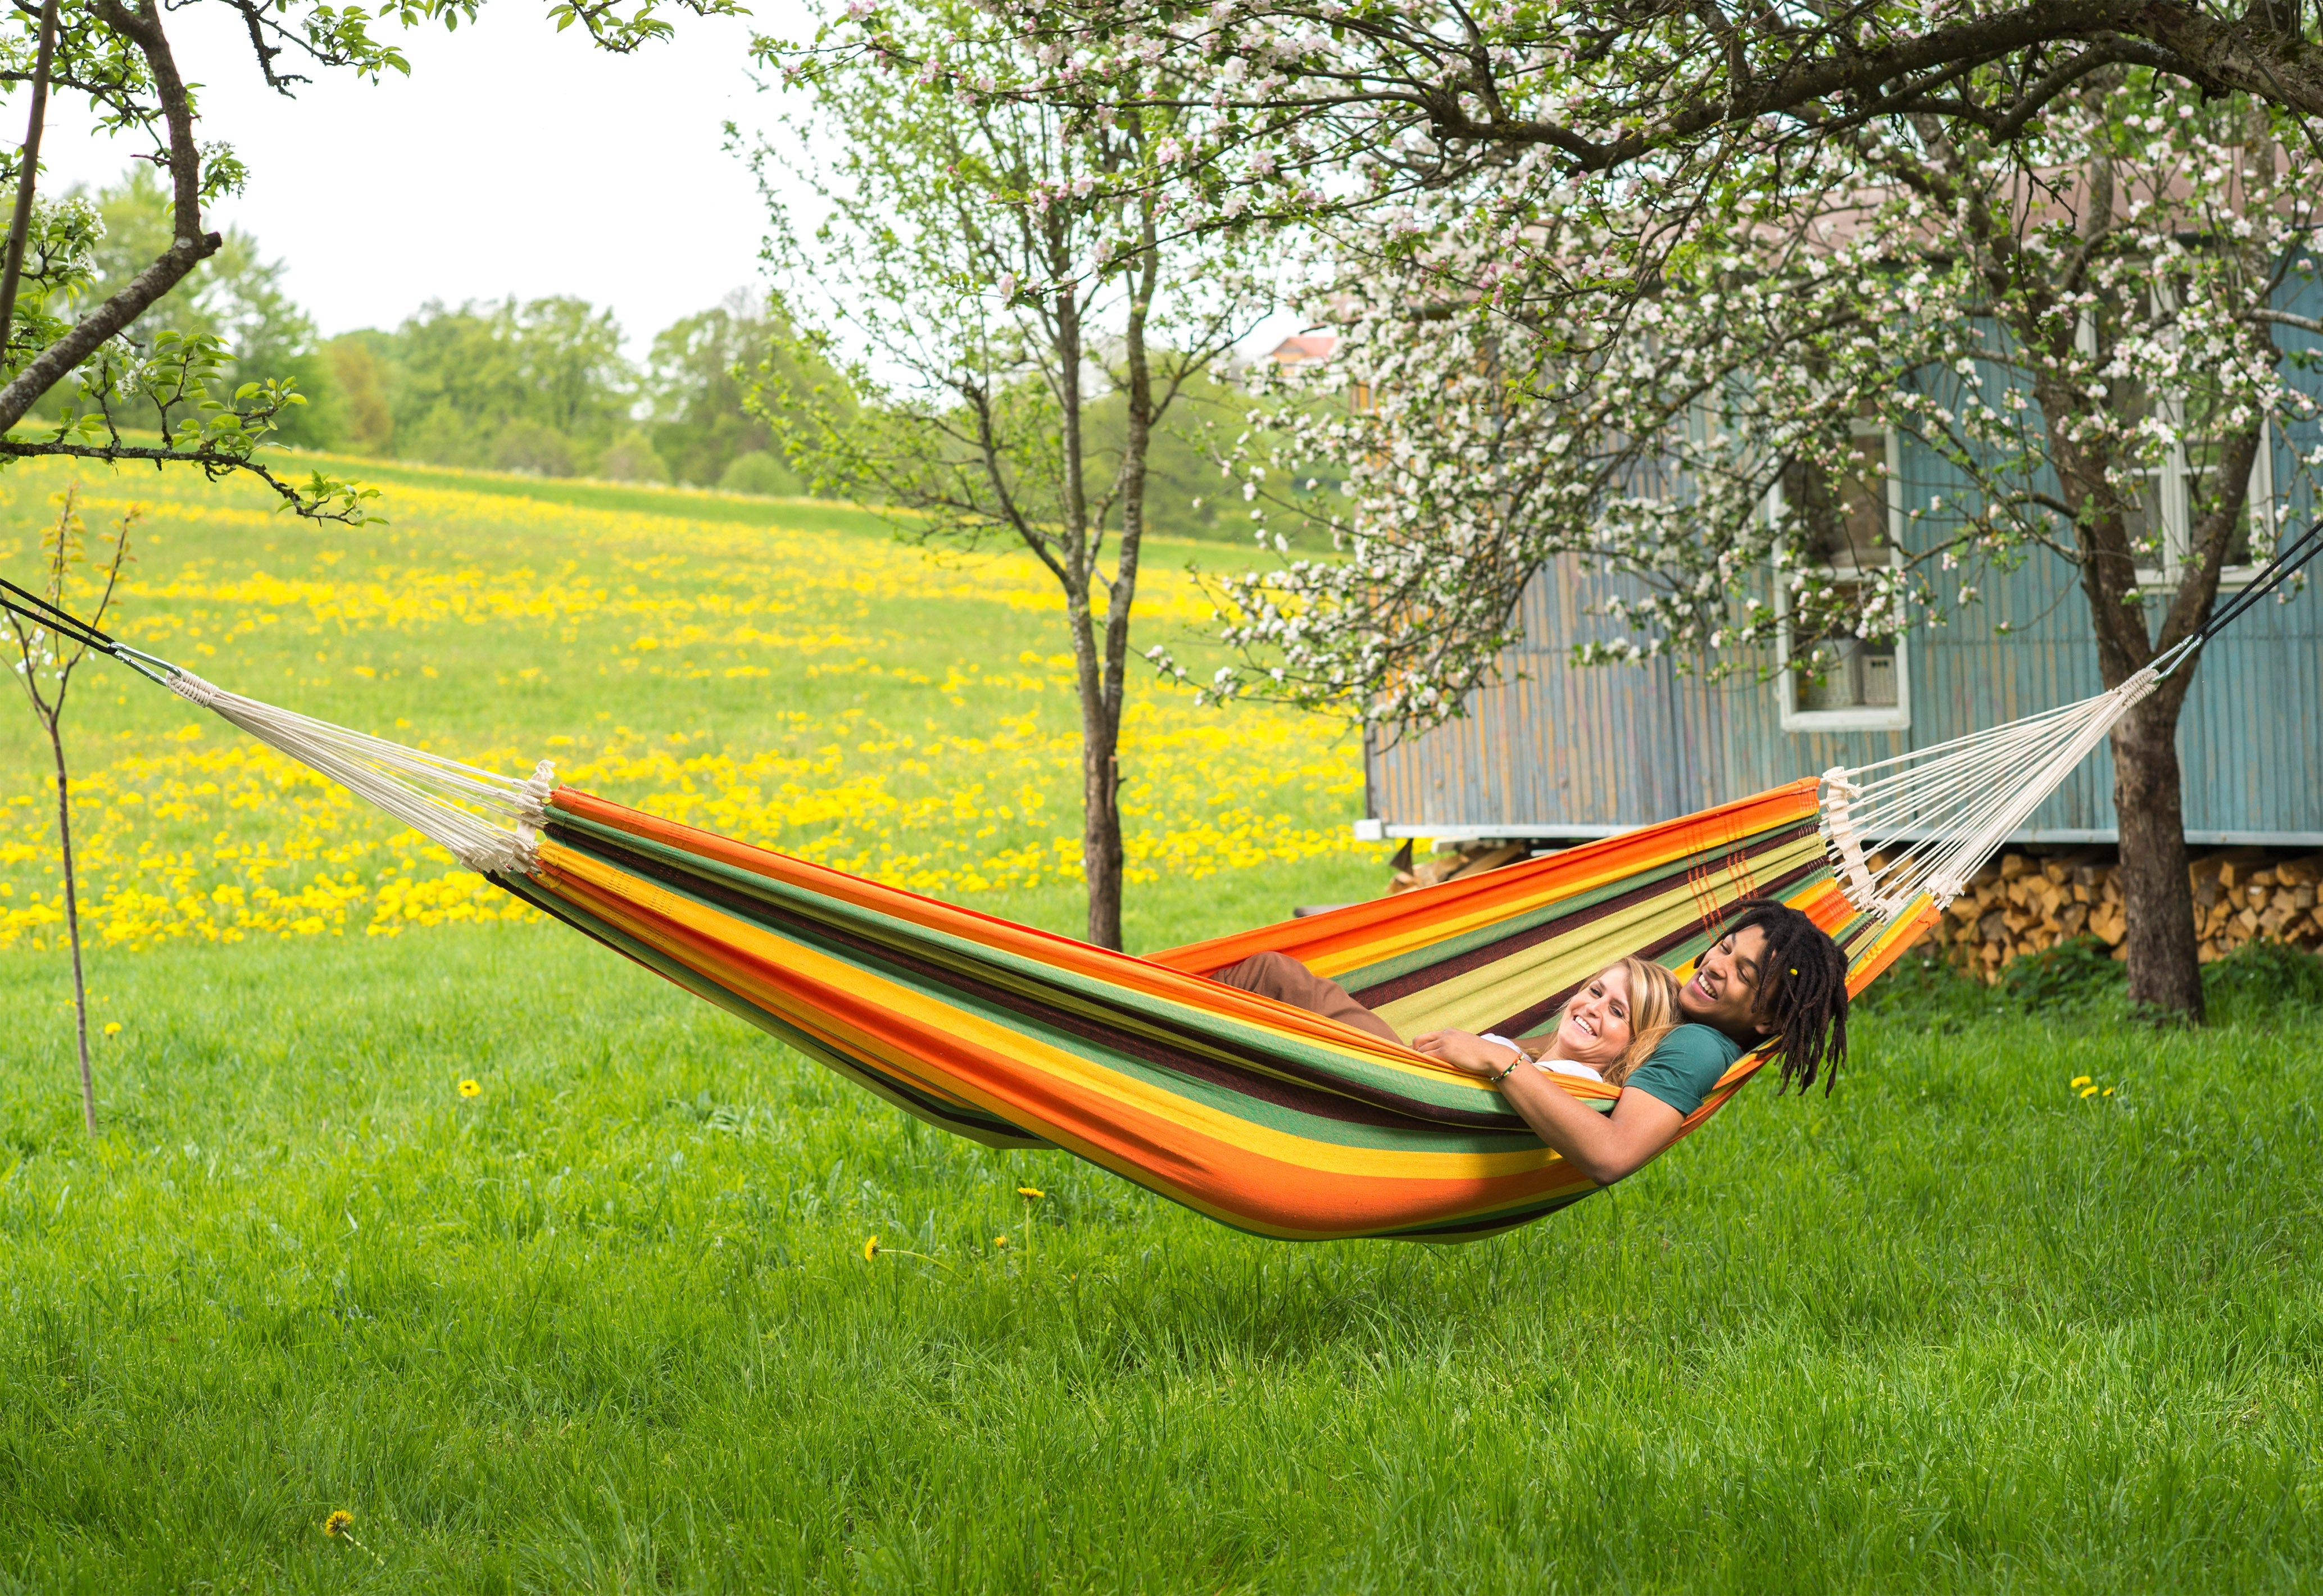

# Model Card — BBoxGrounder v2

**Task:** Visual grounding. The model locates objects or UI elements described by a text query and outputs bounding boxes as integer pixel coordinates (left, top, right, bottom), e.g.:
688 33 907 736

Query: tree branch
0 0 218 431
0 437 373 519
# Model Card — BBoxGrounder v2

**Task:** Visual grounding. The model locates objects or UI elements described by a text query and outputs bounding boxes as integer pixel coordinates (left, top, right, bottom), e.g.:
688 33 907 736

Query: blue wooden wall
1366 279 2323 845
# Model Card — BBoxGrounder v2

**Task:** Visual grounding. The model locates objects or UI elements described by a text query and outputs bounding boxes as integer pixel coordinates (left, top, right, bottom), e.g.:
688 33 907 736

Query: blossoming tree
732 0 2323 424
1194 74 2321 1017
754 0 1263 949
990 0 2323 184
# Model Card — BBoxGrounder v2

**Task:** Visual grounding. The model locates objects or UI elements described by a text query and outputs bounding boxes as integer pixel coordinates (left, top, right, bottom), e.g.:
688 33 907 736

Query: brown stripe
1349 820 1821 1010
547 823 1532 1135
1482 854 1826 1035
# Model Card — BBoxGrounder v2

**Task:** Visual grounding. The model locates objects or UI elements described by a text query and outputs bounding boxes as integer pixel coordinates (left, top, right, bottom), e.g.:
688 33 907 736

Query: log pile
1382 838 2323 978
1921 848 2323 978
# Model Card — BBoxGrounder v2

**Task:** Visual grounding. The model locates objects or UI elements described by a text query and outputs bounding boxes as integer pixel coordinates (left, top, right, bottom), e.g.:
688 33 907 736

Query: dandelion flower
1017 1186 1044 1199
102 1022 121 1036
2102 1087 2115 1097
863 1236 879 1261
324 1510 353 1539
457 1079 481 1098
2070 1076 2091 1089
993 1234 1008 1248
2080 1085 2099 1099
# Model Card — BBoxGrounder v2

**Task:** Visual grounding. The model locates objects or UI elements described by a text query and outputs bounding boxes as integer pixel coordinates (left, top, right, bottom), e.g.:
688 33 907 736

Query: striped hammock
500 779 1936 1239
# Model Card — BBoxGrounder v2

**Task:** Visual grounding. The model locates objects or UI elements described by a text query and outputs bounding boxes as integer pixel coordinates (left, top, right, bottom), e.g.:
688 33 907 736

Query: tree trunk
0 0 61 355
48 721 95 1134
2109 690 2204 1017
1044 261 1127 950
2034 358 2257 1023
1078 207 1160 953
0 0 222 431
1079 696 1125 949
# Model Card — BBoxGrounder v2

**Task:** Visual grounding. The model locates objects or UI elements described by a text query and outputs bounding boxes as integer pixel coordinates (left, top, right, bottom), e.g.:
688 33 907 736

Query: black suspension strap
0 576 176 684
2153 517 2323 678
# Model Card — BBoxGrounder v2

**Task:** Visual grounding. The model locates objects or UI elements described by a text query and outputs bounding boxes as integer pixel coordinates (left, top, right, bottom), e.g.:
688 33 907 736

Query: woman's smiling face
1554 965 1635 1067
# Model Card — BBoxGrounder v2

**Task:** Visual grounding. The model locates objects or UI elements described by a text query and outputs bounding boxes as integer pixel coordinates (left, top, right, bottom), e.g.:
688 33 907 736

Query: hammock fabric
497 779 1935 1241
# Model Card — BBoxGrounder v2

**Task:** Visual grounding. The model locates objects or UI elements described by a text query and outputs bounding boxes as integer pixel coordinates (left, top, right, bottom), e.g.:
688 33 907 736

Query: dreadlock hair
1723 899 1850 1095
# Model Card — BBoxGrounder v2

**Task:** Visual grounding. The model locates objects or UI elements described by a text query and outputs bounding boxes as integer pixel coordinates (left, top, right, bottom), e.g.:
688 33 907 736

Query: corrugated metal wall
1367 278 2323 842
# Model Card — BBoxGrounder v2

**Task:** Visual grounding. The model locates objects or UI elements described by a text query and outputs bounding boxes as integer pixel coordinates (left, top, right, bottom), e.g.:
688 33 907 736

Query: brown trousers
1212 951 1402 1045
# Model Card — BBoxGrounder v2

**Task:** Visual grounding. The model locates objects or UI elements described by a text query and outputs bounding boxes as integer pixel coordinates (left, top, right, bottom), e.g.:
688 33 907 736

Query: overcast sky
28 4 1302 365
32 2 812 352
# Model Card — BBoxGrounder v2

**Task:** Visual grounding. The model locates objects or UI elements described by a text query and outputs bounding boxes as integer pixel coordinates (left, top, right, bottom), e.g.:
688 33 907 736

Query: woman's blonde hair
1565 956 1684 1086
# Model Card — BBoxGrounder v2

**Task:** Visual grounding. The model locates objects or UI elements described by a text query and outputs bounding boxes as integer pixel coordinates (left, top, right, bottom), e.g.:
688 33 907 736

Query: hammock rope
2 525 2310 1240
1816 519 2323 921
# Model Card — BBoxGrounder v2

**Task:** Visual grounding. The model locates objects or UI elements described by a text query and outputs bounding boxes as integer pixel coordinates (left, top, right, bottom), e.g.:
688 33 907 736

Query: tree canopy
961 0 2323 275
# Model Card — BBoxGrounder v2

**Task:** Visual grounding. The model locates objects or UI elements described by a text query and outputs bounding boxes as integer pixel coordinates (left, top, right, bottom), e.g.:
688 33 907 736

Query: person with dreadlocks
1415 899 1849 1184
1215 898 1848 1186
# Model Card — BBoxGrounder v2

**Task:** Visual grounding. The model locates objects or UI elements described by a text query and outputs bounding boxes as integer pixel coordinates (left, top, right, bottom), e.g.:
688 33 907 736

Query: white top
1534 1058 1605 1082
1480 1033 1604 1083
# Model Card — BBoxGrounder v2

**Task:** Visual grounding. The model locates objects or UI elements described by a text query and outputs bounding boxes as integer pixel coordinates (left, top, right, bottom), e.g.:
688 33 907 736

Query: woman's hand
1411 1028 1525 1078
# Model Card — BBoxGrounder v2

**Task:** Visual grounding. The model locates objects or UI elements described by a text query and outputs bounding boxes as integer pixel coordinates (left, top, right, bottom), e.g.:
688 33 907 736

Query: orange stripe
1151 778 1822 976
547 786 1455 1072
532 842 1603 1237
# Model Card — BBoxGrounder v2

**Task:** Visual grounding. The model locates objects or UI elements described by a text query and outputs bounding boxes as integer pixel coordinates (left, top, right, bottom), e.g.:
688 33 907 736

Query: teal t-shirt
1624 1024 1744 1117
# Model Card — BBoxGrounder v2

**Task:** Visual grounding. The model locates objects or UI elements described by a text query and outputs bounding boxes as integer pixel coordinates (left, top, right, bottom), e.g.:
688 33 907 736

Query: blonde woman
1468 956 1685 1088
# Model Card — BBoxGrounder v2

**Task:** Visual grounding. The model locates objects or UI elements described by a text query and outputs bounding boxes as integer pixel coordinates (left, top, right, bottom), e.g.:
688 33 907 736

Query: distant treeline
47 170 1322 538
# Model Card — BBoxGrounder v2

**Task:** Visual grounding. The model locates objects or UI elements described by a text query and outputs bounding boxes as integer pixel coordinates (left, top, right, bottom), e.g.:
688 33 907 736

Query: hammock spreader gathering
4 520 2314 1241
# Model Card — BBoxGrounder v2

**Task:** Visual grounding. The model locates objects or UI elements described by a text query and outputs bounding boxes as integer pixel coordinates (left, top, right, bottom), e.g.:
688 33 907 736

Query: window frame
1771 421 1913 734
2130 411 2276 592
2081 293 2277 593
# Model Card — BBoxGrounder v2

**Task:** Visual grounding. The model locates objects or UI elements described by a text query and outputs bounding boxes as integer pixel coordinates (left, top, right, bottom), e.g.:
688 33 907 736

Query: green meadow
1 458 2319 1593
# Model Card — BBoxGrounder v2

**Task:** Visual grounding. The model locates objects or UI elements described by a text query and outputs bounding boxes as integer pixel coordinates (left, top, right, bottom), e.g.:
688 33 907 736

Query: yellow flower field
0 460 1369 952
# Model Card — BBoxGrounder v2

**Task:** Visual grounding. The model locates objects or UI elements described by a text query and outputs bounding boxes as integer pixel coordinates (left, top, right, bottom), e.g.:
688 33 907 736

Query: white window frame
2130 412 2276 592
1771 421 1912 733
2082 297 2276 592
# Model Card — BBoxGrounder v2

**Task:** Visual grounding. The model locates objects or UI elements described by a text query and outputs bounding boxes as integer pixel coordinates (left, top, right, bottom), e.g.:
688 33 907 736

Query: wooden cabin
1357 329 2323 857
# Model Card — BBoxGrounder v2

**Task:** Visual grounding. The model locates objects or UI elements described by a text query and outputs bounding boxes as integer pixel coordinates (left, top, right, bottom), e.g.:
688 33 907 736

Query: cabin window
1772 426 1911 732
2088 295 2277 590
2176 406 2275 583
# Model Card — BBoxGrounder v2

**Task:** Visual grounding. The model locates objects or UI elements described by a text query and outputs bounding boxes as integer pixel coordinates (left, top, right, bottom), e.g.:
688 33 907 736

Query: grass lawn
2 460 2320 1592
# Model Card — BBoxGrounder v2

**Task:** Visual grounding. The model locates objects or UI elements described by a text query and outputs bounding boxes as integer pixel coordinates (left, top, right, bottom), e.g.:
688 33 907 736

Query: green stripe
545 809 1517 1124
1330 836 1808 992
501 873 1047 1150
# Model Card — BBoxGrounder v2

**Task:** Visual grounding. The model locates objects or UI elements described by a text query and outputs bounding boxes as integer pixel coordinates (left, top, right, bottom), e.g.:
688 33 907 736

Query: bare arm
1413 1027 1685 1186
1496 1070 1684 1187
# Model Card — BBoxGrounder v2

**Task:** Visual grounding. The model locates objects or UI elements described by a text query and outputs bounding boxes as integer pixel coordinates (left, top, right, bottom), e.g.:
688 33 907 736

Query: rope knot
165 670 221 708
516 759 557 823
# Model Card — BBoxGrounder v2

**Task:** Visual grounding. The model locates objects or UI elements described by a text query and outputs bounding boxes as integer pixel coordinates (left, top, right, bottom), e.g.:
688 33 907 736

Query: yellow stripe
1369 833 1826 1035
542 843 1578 1183
1374 880 1721 1036
1304 829 1822 981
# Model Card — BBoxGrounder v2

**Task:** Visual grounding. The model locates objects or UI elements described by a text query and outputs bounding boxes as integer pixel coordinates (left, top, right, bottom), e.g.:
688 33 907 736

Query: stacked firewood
1921 848 2323 978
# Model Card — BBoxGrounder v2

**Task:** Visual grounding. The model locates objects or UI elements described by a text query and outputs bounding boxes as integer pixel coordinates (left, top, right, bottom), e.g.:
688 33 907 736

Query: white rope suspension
157 645 2158 913
1817 666 2161 922
164 669 555 876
